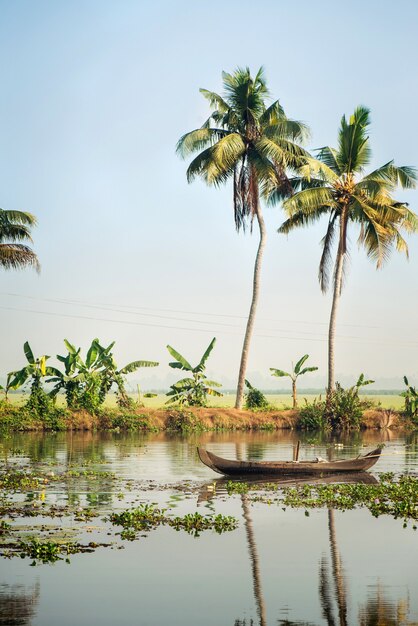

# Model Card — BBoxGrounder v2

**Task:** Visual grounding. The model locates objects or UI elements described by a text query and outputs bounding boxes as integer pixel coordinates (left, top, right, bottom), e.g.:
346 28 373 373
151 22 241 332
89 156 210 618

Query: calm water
1 430 417 626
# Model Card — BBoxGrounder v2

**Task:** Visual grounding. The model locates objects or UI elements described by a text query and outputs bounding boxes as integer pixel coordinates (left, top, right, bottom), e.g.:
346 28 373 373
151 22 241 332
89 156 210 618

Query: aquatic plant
270 354 318 408
109 503 238 539
226 473 418 528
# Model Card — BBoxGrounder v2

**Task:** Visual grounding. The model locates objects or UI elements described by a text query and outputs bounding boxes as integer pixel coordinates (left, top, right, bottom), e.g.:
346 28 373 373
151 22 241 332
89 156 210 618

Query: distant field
6 392 404 410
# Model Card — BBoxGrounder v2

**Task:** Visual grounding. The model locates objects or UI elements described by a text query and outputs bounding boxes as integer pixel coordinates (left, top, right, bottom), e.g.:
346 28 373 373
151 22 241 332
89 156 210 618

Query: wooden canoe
197 446 381 477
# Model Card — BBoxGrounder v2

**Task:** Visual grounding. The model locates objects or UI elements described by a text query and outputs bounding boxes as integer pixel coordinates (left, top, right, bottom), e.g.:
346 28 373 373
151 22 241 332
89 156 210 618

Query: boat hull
197 447 381 477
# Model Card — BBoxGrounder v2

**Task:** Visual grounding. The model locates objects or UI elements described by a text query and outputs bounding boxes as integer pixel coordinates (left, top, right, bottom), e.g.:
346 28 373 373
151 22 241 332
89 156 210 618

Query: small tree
244 380 269 410
7 342 61 415
166 338 222 407
401 376 418 420
270 354 318 408
48 339 159 411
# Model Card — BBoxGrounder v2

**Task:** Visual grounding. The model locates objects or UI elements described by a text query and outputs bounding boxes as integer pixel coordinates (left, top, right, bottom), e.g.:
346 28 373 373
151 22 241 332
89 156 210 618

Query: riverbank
0 403 415 432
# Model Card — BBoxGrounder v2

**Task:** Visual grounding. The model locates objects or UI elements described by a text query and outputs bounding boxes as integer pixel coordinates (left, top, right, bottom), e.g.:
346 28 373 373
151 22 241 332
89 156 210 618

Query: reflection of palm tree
236 444 266 626
327 509 347 626
0 582 40 625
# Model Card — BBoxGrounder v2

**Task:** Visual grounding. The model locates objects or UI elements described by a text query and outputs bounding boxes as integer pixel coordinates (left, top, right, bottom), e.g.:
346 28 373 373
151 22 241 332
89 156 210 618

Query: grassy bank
0 402 414 433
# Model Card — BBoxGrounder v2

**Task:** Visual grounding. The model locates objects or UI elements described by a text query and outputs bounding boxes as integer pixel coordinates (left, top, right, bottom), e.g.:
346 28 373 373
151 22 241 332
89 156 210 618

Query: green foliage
177 67 309 232
297 398 325 430
325 374 374 430
401 376 418 422
109 412 151 431
110 503 238 540
165 410 206 434
166 338 222 407
244 380 269 410
277 106 418 290
48 338 158 413
270 354 318 408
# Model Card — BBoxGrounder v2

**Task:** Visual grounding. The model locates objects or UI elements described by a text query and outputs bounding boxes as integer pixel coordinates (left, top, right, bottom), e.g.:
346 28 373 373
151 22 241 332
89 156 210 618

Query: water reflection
0 582 39 625
359 585 418 625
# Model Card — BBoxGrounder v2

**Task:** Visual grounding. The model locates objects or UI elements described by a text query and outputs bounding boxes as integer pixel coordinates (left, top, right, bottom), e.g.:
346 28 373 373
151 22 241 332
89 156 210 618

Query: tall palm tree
0 208 40 272
275 106 417 393
177 67 310 408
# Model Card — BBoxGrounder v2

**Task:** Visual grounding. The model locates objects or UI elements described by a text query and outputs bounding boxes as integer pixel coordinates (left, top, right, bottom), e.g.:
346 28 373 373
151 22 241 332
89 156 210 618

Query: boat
197 446 381 477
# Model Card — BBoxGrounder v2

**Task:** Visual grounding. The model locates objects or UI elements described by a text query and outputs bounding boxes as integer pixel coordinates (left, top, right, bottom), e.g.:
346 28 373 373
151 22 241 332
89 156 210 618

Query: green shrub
244 380 269 410
325 375 374 430
166 410 206 433
110 412 150 431
297 398 325 430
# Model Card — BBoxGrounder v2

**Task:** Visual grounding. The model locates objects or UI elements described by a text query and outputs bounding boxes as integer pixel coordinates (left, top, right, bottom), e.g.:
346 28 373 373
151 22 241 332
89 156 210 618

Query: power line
0 291 382 330
1 304 417 347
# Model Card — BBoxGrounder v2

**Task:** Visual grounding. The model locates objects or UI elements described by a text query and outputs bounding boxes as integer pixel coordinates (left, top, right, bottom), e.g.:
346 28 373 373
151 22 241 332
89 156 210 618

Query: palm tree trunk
235 206 267 409
327 209 347 394
292 380 297 409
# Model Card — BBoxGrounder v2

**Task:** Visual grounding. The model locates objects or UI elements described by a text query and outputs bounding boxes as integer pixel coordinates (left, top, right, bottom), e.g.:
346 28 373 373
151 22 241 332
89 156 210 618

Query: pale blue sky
1 0 417 390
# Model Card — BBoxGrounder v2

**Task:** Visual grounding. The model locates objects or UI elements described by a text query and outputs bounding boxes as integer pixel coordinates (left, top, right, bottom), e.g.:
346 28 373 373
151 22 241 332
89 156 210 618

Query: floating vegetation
10 539 111 565
109 503 238 539
226 474 418 528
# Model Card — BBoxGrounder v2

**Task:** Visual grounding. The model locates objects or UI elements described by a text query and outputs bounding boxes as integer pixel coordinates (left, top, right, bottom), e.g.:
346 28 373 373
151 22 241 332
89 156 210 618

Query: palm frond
264 118 310 143
176 127 229 158
0 244 40 272
319 212 338 293
0 209 37 226
337 105 372 173
199 89 230 114
212 133 246 171
259 99 285 126
282 186 336 216
316 146 342 174
298 157 339 184
278 206 330 234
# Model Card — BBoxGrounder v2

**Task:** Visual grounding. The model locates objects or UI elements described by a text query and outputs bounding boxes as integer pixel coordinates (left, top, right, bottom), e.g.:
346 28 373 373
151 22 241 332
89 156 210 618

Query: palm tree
177 67 310 409
276 106 417 393
0 208 40 271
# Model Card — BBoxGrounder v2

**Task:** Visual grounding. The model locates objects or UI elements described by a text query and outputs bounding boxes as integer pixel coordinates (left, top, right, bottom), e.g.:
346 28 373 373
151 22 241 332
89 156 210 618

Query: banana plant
7 341 61 396
270 354 318 409
400 376 418 418
47 338 158 410
165 337 222 407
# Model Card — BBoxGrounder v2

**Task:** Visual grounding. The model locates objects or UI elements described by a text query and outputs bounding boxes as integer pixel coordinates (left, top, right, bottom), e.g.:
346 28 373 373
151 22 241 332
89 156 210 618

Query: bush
165 410 206 434
110 412 150 431
325 379 373 431
244 380 269 410
297 398 325 430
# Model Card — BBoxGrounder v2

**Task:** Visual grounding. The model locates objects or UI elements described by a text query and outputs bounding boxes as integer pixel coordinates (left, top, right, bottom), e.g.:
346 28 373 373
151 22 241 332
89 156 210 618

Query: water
1 430 417 625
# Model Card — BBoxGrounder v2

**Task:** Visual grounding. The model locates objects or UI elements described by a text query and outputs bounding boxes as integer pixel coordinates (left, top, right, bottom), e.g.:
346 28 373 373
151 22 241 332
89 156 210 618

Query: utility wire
0 292 381 329
1 304 417 347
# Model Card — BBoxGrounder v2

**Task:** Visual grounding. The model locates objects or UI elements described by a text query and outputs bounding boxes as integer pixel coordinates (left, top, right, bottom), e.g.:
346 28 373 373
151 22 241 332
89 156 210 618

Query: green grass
5 392 404 410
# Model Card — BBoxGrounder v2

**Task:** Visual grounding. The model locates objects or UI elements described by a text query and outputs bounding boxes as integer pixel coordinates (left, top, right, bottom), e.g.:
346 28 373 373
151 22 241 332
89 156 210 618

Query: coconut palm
177 67 310 409
0 209 40 271
275 106 417 393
